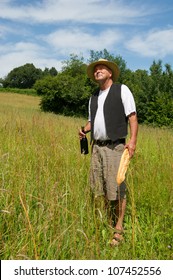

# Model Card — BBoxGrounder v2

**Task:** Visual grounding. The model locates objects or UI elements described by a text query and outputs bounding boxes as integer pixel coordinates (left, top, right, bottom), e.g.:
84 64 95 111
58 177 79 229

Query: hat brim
87 60 119 82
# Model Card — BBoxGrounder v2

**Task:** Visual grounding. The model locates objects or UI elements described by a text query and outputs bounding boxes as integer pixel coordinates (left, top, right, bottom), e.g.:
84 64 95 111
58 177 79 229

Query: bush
38 73 91 117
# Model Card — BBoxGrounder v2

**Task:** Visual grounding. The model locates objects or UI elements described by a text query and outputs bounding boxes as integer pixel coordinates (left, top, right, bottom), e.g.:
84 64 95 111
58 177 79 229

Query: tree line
0 49 173 127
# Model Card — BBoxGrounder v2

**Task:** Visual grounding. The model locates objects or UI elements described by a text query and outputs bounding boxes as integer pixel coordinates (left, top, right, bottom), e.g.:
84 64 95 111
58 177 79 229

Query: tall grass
0 92 172 260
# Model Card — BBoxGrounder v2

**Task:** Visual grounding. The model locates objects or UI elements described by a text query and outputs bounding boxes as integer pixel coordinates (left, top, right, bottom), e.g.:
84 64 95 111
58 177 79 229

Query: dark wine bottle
80 126 89 155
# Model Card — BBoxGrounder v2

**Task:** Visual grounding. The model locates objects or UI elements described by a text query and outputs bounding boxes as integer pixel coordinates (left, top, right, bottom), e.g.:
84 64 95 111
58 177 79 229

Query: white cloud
0 0 160 25
0 41 42 55
0 25 13 38
43 27 123 55
0 26 123 78
0 41 62 78
126 28 173 57
0 0 173 78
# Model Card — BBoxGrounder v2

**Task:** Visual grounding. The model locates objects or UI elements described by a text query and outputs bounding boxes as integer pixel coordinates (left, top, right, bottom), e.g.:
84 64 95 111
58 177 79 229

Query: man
79 58 138 246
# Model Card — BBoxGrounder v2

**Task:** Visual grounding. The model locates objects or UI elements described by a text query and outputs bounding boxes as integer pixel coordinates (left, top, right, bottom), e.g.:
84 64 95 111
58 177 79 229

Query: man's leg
115 198 126 230
109 198 126 227
110 198 126 246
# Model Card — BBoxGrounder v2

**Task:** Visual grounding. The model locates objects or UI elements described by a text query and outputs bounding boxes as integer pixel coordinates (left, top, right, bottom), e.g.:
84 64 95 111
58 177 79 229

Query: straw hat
87 58 119 82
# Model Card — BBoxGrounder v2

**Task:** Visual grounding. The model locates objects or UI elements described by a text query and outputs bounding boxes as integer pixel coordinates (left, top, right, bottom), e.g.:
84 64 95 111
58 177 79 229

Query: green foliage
34 75 58 96
124 62 173 127
37 51 173 127
2 63 43 89
43 67 58 77
37 51 130 117
0 87 37 96
39 72 91 117
37 55 92 117
61 53 86 76
1 50 173 127
1 64 58 89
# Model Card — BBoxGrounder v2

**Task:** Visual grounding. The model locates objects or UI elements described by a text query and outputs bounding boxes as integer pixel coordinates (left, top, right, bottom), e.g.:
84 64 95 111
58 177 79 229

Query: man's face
94 64 112 82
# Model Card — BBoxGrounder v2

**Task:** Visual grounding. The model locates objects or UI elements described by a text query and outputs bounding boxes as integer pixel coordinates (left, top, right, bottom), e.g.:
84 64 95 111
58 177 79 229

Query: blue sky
0 0 173 78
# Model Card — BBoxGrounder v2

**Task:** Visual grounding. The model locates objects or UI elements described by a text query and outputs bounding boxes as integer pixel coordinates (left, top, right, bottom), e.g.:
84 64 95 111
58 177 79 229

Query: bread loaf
116 148 130 186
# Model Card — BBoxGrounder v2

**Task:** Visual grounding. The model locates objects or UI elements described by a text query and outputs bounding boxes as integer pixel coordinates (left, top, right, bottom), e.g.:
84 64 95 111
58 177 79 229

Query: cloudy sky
0 0 173 78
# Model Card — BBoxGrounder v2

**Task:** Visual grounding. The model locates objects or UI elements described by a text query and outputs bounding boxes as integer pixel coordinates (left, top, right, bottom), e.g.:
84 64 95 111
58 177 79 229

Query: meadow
0 92 172 260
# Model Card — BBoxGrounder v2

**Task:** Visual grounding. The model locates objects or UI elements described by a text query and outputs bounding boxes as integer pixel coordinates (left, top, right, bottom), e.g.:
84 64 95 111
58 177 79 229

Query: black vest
90 84 128 141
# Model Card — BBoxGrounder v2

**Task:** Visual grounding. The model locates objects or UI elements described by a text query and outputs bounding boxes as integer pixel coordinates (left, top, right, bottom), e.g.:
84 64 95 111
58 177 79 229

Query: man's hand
125 141 136 158
78 121 91 140
126 112 138 158
79 128 86 140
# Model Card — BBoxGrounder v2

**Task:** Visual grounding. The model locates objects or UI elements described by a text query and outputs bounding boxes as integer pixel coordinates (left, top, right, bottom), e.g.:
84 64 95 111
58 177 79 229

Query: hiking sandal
110 229 124 247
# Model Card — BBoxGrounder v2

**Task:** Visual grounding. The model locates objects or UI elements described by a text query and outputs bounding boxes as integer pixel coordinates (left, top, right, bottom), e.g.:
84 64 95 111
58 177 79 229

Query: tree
40 72 90 117
2 50 169 127
61 54 86 77
49 67 58 77
34 75 59 96
38 55 90 117
123 69 151 124
37 53 173 126
2 63 42 89
42 67 58 77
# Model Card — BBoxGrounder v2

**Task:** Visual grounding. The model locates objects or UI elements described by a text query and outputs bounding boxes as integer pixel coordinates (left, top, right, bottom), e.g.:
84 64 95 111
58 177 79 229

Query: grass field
0 92 172 260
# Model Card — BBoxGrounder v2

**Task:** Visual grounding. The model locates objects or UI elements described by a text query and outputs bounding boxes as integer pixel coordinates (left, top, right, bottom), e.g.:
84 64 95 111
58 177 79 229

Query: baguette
116 148 130 186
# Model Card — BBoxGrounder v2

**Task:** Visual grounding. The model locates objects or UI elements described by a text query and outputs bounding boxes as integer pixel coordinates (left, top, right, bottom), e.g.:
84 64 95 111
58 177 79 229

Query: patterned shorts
90 143 126 201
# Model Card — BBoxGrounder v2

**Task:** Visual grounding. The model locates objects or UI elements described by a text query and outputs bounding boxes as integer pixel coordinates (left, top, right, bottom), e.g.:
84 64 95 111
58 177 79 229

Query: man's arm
126 112 138 158
79 121 91 139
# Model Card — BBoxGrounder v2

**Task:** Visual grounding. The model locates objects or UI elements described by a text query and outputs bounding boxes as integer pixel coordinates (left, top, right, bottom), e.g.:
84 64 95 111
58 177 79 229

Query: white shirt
88 84 136 140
